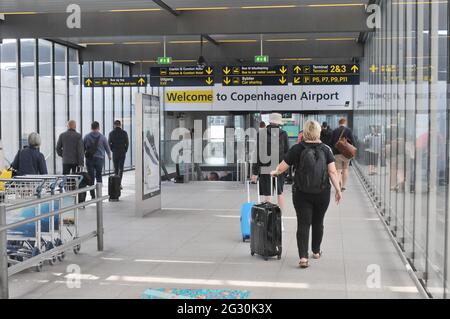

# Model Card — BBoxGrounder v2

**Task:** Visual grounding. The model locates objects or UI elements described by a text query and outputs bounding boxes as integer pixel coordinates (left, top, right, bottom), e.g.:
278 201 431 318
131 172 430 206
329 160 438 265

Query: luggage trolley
0 178 48 271
19 175 83 257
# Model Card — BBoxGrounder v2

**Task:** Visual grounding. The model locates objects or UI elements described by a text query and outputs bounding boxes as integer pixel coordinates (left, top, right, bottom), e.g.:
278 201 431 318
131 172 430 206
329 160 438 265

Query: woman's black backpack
295 143 329 194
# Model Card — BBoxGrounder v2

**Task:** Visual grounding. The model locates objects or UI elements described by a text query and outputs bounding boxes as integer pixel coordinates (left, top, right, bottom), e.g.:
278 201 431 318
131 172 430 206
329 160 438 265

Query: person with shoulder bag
331 118 357 191
271 120 342 269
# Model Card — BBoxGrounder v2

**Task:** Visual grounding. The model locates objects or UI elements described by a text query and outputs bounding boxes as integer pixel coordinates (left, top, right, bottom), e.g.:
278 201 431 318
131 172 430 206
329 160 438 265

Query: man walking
56 120 84 174
320 122 333 148
84 121 111 198
331 118 355 192
251 113 289 231
108 120 129 187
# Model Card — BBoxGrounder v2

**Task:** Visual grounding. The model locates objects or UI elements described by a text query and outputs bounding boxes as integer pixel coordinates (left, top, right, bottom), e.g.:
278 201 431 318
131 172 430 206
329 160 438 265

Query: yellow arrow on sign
351 65 359 73
223 67 231 75
138 77 146 86
206 77 213 85
279 76 287 85
85 78 93 87
206 67 213 75
294 66 302 74
293 76 301 84
279 66 287 74
223 77 231 85
370 64 378 73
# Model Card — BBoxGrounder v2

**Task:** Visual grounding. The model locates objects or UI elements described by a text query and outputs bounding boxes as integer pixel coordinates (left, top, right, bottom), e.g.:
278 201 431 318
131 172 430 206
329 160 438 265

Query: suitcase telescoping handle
270 176 279 205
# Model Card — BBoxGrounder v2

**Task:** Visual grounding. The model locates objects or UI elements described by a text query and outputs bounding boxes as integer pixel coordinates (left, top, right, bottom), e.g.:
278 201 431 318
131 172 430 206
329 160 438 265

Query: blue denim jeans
86 157 104 197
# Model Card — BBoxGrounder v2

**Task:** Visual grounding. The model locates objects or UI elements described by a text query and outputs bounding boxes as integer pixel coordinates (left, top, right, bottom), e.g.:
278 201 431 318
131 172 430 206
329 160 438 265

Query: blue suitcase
240 181 256 242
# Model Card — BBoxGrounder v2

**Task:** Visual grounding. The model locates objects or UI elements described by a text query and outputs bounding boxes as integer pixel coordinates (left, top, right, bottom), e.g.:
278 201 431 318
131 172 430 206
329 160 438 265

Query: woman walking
271 120 342 268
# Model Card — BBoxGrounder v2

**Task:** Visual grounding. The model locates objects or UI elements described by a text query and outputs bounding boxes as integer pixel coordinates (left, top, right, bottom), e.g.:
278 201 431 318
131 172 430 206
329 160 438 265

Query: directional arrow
206 77 213 85
223 67 231 75
279 66 287 74
206 67 213 75
293 76 301 84
294 66 302 74
85 78 93 87
279 76 287 85
223 77 231 85
370 64 378 73
138 77 146 86
351 65 359 73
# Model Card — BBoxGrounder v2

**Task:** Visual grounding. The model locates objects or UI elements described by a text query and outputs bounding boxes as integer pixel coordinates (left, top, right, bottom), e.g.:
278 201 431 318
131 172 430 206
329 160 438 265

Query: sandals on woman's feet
299 259 309 268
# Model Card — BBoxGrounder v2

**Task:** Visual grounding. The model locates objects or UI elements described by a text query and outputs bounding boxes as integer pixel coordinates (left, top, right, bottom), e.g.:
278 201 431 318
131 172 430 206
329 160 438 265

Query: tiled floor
8 170 423 299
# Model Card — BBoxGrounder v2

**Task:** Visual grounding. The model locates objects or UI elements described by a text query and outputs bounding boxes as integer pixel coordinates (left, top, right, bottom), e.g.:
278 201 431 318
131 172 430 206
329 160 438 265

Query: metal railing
0 183 108 299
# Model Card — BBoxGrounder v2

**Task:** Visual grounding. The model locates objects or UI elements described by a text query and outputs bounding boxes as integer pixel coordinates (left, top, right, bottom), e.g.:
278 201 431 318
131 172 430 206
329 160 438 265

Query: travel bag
250 177 282 261
335 128 357 159
240 180 256 242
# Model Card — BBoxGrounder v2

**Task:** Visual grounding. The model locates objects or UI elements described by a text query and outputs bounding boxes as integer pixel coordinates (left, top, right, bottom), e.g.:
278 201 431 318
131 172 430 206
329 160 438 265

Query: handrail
2 185 97 211
0 183 106 299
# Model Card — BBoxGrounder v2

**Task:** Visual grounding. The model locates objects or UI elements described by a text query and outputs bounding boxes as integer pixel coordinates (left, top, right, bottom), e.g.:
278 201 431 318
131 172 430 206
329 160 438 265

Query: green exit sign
255 55 269 63
157 57 172 65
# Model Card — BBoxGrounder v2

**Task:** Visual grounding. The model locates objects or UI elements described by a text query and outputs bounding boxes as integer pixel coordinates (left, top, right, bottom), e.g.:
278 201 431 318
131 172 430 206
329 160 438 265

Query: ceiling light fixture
280 58 313 61
0 11 38 15
266 38 307 42
176 7 230 11
78 42 115 46
241 5 297 9
316 38 357 41
123 41 161 45
107 8 162 12
217 40 258 43
307 3 365 7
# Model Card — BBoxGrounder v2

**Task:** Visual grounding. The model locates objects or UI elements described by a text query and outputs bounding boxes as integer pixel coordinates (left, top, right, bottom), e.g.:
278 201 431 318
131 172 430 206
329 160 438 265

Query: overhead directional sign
84 77 147 87
222 65 289 86
292 64 360 85
150 66 214 87
157 56 172 65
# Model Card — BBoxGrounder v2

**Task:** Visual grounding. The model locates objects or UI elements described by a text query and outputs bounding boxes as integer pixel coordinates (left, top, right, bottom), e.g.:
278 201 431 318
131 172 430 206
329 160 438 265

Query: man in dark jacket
331 118 355 191
56 120 84 174
12 132 48 175
320 122 333 147
251 113 289 231
108 120 129 185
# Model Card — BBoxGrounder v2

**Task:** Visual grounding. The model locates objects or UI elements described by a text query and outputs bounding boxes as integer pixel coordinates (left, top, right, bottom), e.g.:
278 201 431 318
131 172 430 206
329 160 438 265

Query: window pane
20 39 37 144
54 43 67 174
38 39 54 173
104 61 113 173
68 48 81 125
0 39 19 165
81 62 92 137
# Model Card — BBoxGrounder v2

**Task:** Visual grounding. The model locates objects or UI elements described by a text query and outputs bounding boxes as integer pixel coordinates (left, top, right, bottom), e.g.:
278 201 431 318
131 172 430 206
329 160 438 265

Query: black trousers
63 163 78 175
292 188 331 259
113 156 125 182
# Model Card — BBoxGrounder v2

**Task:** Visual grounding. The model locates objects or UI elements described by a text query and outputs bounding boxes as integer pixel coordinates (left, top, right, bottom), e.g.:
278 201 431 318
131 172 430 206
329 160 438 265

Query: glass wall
0 39 137 174
354 0 449 298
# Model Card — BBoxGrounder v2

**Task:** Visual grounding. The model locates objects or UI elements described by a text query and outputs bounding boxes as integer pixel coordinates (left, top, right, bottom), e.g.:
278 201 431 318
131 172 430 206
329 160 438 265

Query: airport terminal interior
0 0 449 300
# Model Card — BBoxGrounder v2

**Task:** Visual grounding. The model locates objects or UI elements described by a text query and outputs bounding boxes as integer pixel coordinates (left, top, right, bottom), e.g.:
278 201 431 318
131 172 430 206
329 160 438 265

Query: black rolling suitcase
108 175 121 201
250 177 282 261
108 159 121 201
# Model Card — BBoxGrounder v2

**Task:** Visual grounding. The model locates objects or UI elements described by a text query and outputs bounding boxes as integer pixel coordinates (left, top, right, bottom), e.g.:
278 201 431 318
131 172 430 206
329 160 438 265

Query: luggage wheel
48 255 57 265
35 262 43 272
251 251 255 256
58 252 65 262
73 244 81 254
277 255 281 260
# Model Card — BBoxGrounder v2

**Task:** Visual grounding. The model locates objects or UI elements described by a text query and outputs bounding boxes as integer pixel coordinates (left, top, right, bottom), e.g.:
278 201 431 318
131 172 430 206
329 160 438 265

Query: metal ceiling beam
79 41 363 63
0 7 372 38
152 0 180 17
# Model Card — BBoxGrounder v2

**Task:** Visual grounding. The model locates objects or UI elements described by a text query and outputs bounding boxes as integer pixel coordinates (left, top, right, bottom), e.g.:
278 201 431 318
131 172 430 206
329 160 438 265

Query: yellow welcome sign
165 90 213 104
